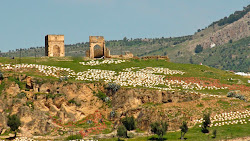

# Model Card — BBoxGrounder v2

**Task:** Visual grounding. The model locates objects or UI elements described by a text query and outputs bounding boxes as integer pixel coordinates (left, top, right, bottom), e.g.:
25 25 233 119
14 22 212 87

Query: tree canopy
121 116 136 131
7 114 21 134
195 44 203 53
150 121 168 140
180 121 188 140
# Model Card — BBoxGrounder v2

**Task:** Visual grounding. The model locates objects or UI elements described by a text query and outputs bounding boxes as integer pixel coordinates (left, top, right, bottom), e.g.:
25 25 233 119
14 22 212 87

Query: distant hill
1 5 249 72
140 5 250 72
191 37 250 72
0 35 193 58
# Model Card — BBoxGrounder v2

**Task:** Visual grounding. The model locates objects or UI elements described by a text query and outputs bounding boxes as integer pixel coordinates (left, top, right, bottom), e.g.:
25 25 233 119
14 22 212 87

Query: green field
98 123 250 141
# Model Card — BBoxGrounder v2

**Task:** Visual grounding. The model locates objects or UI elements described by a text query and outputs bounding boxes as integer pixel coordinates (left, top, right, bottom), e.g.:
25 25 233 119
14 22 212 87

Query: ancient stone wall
45 35 65 57
141 55 169 60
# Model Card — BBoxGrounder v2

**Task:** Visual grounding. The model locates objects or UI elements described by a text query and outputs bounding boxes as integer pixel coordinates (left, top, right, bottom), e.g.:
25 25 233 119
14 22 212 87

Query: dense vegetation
195 45 203 53
209 4 250 27
7 115 21 137
191 37 250 72
150 121 168 140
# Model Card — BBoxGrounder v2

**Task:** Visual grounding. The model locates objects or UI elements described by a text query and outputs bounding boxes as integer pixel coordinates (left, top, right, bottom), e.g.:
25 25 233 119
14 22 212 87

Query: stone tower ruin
86 36 110 59
45 35 65 57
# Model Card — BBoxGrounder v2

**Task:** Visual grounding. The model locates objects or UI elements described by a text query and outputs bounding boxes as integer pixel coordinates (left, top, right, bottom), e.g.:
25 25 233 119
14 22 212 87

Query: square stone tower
45 35 65 57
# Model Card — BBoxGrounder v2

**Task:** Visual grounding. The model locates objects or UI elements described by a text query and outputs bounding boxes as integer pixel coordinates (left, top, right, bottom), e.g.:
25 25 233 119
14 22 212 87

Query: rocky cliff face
0 77 107 136
0 76 201 136
111 88 200 130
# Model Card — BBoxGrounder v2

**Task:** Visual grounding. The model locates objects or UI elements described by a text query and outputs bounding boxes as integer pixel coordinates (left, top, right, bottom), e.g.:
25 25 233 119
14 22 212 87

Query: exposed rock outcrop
197 12 250 49
112 88 200 112
0 77 201 135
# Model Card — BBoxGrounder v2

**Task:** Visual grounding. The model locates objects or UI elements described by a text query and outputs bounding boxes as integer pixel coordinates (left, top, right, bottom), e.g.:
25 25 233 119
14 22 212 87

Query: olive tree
117 125 127 138
121 116 136 131
180 121 188 140
7 114 21 137
201 113 211 133
150 121 168 140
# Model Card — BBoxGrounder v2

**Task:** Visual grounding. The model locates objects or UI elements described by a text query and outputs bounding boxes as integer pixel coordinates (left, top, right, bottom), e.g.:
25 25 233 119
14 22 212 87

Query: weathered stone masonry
45 35 65 57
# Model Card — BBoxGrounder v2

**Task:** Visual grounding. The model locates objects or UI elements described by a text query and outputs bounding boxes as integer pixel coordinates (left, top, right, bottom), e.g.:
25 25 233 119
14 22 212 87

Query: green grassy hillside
0 58 249 141
191 37 250 72
0 57 249 95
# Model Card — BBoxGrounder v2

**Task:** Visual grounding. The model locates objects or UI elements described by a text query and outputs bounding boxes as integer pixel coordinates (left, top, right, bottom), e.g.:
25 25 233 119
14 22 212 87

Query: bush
201 113 211 133
227 91 246 101
195 44 203 53
26 101 34 109
110 111 116 119
7 114 21 137
0 71 3 80
66 134 82 140
127 132 134 138
17 92 26 99
212 129 217 138
46 93 56 99
96 91 107 101
150 121 168 140
95 91 111 107
227 91 235 97
180 121 188 140
121 116 136 131
106 83 120 95
117 125 127 138
68 99 81 107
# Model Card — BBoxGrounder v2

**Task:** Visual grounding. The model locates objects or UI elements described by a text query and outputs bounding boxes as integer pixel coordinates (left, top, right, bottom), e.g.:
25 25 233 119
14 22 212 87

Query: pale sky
0 0 249 52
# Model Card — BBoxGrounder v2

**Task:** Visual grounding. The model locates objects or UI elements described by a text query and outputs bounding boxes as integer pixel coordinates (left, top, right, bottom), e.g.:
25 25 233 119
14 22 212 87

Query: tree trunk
181 133 186 140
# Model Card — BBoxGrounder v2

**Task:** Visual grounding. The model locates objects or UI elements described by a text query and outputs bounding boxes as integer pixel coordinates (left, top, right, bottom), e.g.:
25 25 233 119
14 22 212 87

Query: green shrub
127 132 134 138
46 93 56 99
45 93 65 100
201 113 211 133
117 125 127 138
195 44 203 53
96 91 107 101
121 116 136 131
7 114 21 136
196 103 204 107
212 129 217 138
150 121 168 140
106 83 120 95
110 111 116 119
0 71 3 80
16 92 26 99
180 121 188 140
26 101 34 109
65 134 82 140
68 99 81 106
227 91 246 101
95 91 111 107
227 91 235 97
